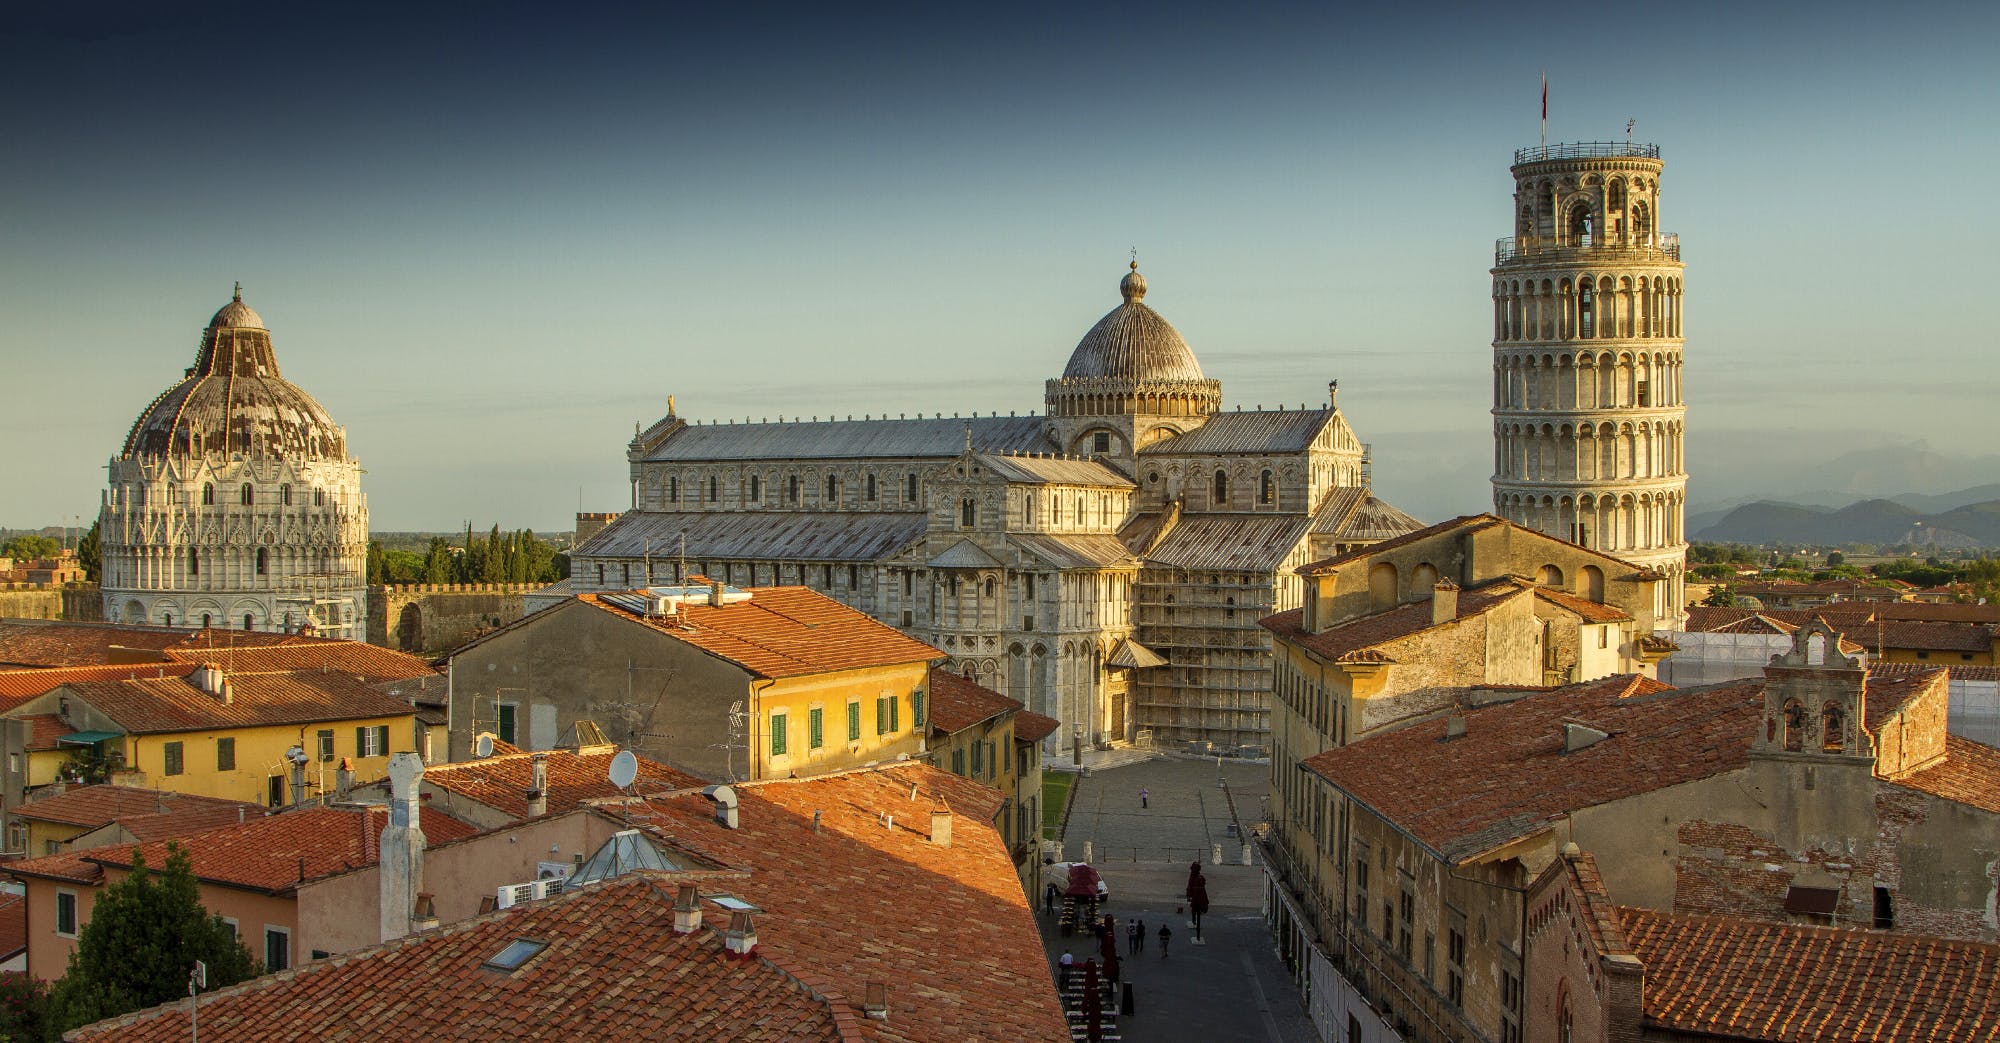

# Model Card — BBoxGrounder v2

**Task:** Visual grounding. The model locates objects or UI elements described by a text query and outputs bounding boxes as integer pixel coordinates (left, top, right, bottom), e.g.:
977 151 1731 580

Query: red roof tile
0 661 199 711
11 785 266 835
1895 736 2000 814
1260 580 1530 664
70 875 845 1042
0 623 310 668
1013 710 1060 744
85 805 477 893
0 892 24 961
54 668 417 735
1529 584 1631 624
158 642 439 682
1621 906 2000 1042
418 748 705 819
1304 675 1746 863
6 847 108 885
580 587 942 679
926 667 1023 734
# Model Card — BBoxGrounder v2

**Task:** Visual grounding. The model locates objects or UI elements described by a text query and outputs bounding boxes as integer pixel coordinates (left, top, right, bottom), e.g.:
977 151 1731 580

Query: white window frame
221 916 239 940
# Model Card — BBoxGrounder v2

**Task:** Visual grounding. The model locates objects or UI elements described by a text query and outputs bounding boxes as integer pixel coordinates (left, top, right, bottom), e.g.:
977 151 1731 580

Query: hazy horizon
4 1 1995 532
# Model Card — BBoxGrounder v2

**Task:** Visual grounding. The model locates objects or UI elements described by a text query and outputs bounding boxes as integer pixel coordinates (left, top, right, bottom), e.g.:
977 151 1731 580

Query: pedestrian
1059 951 1074 991
1158 923 1172 958
1128 918 1143 955
1139 786 1149 809
1044 881 1058 917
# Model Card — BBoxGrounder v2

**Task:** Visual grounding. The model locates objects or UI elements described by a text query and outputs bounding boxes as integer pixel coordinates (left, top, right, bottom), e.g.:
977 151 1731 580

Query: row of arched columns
1494 420 1684 482
1494 274 1682 342
1495 350 1683 411
1496 490 1685 552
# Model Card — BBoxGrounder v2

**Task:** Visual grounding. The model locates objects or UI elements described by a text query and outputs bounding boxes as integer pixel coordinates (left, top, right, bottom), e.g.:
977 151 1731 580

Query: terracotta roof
0 622 312 668
611 764 1069 1042
581 587 942 680
1528 583 1631 624
11 785 266 836
84 805 477 894
1303 675 1750 863
417 748 705 820
71 875 847 1042
0 661 199 711
1871 661 2000 682
1296 514 1505 576
158 642 438 681
1861 671 1941 731
50 668 417 735
1013 710 1061 744
1895 736 2000 814
1260 580 1529 665
0 892 24 962
1620 906 2000 1042
6 847 109 885
1682 605 1755 631
926 667 1022 734
1842 619 1995 653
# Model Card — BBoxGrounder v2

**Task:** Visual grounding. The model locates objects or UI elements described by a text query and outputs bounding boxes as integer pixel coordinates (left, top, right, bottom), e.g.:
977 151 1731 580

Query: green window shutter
771 714 787 757
876 698 888 735
217 737 235 772
952 748 965 775
971 741 982 776
163 741 183 776
889 697 900 733
847 702 861 742
914 690 926 729
809 707 824 750
356 727 368 757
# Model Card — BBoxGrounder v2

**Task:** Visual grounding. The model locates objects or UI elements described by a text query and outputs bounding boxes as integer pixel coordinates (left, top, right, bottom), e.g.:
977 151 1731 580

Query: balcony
1495 233 1679 265
1514 141 1660 164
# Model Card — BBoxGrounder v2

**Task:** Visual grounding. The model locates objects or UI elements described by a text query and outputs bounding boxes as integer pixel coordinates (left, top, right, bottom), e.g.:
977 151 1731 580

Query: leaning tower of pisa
1490 141 1686 617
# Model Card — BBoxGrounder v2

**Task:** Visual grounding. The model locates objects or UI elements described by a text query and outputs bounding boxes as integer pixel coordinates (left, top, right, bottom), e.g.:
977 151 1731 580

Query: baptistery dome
1061 263 1207 383
99 288 368 638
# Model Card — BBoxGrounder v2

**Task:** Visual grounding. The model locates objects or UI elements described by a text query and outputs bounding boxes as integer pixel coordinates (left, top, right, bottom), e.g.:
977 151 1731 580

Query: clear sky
3 1 1995 533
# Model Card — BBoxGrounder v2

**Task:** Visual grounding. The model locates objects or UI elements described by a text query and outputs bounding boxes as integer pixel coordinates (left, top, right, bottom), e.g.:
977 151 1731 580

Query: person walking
1059 951 1075 991
1128 918 1143 955
1158 923 1172 958
1139 786 1149 809
1044 881 1058 917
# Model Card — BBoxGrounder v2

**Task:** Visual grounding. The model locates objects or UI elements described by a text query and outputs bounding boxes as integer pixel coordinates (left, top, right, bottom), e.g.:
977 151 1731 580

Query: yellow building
924 666 1061 897
5 662 418 807
442 584 942 781
5 784 264 858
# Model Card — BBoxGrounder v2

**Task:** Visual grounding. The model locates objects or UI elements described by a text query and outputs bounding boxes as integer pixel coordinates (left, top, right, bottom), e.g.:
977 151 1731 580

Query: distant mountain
1696 496 2000 548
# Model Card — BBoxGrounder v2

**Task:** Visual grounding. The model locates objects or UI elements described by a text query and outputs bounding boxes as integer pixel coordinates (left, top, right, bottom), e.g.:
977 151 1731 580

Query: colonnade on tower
1491 142 1687 619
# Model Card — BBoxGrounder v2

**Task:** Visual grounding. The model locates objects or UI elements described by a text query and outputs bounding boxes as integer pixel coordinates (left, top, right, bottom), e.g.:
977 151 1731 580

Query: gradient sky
4 1 1995 533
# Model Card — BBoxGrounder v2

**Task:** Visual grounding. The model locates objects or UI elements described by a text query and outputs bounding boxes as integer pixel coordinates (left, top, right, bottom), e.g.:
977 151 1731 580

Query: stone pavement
1039 758 1312 1043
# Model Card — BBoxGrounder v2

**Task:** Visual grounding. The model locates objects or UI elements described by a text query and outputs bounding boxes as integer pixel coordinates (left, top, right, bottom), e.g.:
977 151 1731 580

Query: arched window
188 549 200 576
314 488 324 506
1633 201 1653 242
1783 699 1808 752
240 483 253 505
1821 703 1845 752
960 499 977 528
1581 565 1605 602
1259 469 1274 505
983 577 996 597
825 475 840 502
865 474 877 501
280 484 291 506
1411 563 1439 597
202 483 215 506
788 475 800 503
1558 986 1573 1043
243 613 254 631
906 473 919 501
1368 562 1397 611
202 613 212 629
668 476 679 502
1213 469 1229 506
1225 596 1236 619
256 548 268 575
1538 564 1564 587
1568 202 1595 246
707 475 719 503
1024 493 1036 525
749 475 761 502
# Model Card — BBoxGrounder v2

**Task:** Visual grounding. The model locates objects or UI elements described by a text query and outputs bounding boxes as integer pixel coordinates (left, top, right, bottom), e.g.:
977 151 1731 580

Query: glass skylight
483 938 548 972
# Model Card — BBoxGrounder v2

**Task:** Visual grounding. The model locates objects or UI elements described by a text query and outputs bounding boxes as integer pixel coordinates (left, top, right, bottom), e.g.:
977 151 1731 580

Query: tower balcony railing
1514 141 1660 164
1495 233 1679 265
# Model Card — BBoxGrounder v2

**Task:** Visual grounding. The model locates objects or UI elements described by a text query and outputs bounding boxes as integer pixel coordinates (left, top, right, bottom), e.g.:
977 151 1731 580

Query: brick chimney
723 910 758 955
1432 580 1460 626
709 580 727 608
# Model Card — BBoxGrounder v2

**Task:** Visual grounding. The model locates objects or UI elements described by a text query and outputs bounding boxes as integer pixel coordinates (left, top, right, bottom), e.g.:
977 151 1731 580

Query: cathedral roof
120 289 349 463
576 510 926 563
640 414 1050 462
1144 408 1337 456
1060 264 1207 384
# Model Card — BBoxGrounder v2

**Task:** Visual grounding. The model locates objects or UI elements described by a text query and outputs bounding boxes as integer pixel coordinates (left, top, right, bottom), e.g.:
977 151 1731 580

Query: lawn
1041 771 1075 839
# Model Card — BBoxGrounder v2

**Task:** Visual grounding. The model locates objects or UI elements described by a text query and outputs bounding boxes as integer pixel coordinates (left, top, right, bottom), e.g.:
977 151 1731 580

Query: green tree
44 845 256 1039
367 540 388 584
0 535 60 561
1826 551 1845 568
1702 586 1738 607
74 520 100 583
0 971 48 1041
421 537 455 585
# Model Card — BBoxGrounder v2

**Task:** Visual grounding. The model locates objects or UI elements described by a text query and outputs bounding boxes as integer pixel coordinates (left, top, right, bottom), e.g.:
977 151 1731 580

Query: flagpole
1540 72 1547 148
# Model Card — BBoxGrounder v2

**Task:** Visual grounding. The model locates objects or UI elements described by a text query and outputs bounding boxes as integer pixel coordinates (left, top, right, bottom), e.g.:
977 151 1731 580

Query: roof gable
582 587 941 679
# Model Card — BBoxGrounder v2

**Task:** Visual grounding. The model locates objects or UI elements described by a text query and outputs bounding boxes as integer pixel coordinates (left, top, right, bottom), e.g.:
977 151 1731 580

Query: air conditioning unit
496 881 542 909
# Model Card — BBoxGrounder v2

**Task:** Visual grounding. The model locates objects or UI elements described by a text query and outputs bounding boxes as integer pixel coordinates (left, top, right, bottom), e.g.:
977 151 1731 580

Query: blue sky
3 1 1995 531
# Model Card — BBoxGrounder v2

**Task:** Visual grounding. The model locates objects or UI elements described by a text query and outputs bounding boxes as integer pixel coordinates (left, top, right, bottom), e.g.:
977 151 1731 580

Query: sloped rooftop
582 587 941 680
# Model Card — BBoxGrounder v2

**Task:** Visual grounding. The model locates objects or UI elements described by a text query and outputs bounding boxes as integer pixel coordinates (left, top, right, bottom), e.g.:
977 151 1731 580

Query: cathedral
97 288 370 637
571 265 1421 756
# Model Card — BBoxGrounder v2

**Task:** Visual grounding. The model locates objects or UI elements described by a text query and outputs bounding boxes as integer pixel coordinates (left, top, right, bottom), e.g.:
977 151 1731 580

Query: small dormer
1755 620 1868 760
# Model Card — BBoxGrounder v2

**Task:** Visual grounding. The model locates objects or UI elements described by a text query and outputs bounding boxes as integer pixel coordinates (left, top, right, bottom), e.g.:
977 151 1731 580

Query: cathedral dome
120 290 349 461
1061 264 1206 383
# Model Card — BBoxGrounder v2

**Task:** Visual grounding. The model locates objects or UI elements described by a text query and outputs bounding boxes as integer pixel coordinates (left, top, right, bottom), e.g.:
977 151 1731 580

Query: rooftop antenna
1540 71 1548 148
1626 118 1635 144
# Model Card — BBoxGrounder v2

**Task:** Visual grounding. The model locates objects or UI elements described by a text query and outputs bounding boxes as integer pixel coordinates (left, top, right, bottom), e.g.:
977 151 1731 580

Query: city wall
0 584 102 622
366 583 539 656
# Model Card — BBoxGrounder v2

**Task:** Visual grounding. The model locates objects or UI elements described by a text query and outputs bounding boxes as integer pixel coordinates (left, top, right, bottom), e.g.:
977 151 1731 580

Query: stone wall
0 584 102 622
366 583 538 656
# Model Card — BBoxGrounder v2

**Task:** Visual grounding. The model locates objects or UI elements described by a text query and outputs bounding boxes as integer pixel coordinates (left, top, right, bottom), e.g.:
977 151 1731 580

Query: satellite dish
474 733 495 759
607 749 639 790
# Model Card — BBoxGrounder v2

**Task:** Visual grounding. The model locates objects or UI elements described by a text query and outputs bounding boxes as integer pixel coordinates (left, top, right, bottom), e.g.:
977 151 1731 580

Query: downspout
749 679 776 782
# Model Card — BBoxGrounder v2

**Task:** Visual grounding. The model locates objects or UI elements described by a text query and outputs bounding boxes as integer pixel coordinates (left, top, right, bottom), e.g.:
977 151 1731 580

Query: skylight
483 938 548 972
710 896 759 912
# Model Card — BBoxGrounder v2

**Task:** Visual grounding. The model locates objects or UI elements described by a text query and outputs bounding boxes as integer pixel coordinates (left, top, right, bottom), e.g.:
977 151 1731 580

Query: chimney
1432 580 1460 626
335 763 354 802
217 681 233 705
378 752 428 944
704 784 739 829
192 663 224 696
709 580 726 608
411 892 439 932
863 982 891 1020
723 910 758 955
1443 715 1467 741
1563 722 1611 753
671 883 702 934
930 809 952 847
526 753 549 817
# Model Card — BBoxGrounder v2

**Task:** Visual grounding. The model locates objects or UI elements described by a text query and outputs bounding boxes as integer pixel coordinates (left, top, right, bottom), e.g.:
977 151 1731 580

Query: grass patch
1041 772 1076 838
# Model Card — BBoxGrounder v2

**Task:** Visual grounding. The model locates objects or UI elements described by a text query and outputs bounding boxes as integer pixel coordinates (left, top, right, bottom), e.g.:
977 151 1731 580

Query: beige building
570 264 1419 756
97 289 368 637
1266 622 2000 1043
1491 143 1686 619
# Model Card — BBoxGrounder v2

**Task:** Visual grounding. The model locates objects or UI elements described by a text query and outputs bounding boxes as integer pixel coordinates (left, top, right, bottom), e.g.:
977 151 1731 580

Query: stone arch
1581 565 1605 602
1368 562 1398 612
1410 562 1439 598
1782 698 1809 752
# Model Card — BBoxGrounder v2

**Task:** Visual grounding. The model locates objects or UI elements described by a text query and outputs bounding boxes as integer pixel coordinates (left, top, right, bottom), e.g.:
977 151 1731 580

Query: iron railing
1514 141 1660 164
1495 233 1680 264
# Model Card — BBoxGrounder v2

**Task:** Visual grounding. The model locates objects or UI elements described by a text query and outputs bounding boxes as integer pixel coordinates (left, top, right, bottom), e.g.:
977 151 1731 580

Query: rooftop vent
672 883 702 934
723 910 758 955
1563 722 1611 753
930 810 952 847
863 981 891 1020
704 784 739 829
192 663 224 696
1443 715 1467 741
